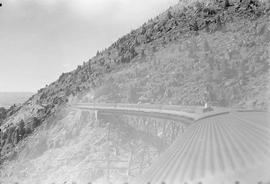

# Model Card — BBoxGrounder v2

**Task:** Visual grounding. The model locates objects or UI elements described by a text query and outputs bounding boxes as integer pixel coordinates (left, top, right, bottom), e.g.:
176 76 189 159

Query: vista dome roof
133 111 270 184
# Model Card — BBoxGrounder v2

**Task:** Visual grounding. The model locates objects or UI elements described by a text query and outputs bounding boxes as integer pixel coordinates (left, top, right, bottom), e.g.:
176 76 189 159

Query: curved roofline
72 103 200 125
195 109 268 122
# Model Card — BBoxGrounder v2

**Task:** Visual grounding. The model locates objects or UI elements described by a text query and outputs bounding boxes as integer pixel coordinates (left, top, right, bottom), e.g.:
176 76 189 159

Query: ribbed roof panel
133 111 270 184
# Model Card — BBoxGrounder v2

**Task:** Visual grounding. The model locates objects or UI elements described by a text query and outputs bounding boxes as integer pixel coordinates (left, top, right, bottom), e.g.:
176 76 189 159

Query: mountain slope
0 0 270 183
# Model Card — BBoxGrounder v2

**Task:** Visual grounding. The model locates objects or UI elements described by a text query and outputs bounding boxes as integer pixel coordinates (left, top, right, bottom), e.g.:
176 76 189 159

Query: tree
190 19 199 32
194 1 204 12
25 126 32 136
18 120 26 140
166 10 173 20
224 0 231 8
0 107 7 125
216 15 222 31
205 20 210 33
32 117 41 130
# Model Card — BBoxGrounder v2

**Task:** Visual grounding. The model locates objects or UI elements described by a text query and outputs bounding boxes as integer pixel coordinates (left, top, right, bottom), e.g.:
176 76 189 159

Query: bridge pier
92 110 98 126
106 123 111 184
73 103 199 183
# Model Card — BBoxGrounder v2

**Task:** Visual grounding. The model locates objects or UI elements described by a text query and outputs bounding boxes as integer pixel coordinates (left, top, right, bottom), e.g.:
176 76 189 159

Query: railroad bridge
72 103 270 184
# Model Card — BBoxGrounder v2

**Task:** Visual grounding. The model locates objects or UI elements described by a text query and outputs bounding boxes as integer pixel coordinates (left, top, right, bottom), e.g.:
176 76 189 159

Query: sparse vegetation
0 0 269 183
0 107 7 125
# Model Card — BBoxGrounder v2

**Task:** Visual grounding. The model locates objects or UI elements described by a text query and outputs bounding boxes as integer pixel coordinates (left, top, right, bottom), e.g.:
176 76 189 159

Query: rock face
0 107 7 125
0 108 172 184
0 0 269 182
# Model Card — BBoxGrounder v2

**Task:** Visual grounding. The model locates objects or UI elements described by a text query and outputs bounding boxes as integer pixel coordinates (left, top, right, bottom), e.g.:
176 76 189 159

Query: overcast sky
0 0 178 92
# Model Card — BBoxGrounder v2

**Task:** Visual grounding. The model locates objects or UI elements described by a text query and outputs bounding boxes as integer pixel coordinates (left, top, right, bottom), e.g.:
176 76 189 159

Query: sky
0 0 179 92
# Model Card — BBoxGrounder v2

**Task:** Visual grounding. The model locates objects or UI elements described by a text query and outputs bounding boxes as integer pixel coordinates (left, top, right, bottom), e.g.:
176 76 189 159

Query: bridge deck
72 103 229 125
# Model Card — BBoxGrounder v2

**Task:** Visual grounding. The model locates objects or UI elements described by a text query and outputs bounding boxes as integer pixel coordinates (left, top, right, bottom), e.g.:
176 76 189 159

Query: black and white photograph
0 0 270 183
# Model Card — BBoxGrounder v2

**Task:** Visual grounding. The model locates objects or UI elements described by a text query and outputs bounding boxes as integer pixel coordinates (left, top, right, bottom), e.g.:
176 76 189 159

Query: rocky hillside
0 92 33 126
0 0 270 183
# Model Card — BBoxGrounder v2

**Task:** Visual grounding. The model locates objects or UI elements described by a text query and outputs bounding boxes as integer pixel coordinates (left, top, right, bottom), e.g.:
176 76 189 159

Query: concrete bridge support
90 110 99 127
